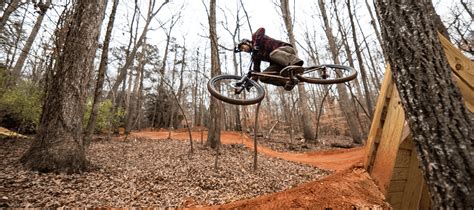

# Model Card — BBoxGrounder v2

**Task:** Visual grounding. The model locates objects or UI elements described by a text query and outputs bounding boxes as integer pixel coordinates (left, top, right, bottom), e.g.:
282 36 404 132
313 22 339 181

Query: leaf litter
0 137 330 208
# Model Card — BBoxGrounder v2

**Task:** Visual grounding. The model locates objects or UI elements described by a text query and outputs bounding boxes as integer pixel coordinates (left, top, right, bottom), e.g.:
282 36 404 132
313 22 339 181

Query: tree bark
206 0 221 149
10 0 51 87
85 0 119 141
375 0 473 208
21 0 107 173
0 0 21 31
346 0 374 120
318 0 361 144
125 38 147 134
280 0 315 141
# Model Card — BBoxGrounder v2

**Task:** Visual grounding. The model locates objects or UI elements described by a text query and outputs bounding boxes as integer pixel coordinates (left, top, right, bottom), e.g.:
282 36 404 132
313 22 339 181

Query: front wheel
207 74 265 105
296 64 357 84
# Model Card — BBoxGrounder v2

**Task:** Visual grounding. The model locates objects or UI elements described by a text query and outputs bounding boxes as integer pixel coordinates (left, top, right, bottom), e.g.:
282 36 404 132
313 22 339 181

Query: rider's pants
259 46 303 86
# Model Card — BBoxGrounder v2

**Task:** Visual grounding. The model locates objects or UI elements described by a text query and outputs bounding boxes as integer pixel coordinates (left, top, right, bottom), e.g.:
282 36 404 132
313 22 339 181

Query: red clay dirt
130 130 389 208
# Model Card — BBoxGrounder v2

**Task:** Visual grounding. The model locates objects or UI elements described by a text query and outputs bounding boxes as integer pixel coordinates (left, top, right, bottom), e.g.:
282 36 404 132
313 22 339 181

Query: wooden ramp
363 35 473 209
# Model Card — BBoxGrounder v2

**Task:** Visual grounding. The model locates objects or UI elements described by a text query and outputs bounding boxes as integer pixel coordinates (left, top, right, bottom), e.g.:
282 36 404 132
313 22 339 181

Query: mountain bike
207 64 357 105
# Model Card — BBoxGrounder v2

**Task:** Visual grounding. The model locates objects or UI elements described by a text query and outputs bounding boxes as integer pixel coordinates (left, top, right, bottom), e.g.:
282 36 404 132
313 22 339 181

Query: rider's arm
252 27 265 48
253 57 261 72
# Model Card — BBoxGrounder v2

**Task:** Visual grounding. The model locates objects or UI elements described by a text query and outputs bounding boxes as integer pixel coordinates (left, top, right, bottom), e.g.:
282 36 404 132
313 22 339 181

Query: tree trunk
318 0 361 144
85 0 119 141
106 0 169 99
346 0 374 120
125 38 147 134
331 1 363 99
280 0 315 141
375 0 473 208
0 0 21 31
10 0 51 86
6 6 27 70
206 0 221 149
21 0 106 173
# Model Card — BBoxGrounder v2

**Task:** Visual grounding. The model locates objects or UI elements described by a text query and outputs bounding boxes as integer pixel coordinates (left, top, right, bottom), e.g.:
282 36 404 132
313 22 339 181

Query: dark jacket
251 27 292 71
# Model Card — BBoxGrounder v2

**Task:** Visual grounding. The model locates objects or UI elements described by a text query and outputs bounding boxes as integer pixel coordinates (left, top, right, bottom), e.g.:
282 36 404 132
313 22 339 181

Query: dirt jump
131 130 389 208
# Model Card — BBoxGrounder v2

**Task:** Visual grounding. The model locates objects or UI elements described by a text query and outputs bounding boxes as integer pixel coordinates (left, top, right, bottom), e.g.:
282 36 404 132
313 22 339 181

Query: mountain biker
234 27 304 91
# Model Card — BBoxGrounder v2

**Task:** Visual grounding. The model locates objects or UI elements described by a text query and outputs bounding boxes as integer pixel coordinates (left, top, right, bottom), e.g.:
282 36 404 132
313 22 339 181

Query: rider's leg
269 46 304 67
259 64 286 86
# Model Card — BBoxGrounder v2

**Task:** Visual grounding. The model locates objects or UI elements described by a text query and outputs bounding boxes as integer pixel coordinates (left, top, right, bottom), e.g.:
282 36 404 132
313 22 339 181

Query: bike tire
296 64 357 84
207 74 265 105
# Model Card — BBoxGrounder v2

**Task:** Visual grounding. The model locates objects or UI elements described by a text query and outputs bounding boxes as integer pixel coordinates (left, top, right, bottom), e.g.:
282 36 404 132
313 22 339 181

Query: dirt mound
216 168 388 209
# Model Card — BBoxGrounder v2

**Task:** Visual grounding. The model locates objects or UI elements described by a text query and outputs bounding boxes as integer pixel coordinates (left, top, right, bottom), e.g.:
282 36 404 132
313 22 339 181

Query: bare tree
125 37 147 134
219 4 244 131
106 0 169 99
375 0 473 208
20 0 107 173
318 0 362 144
0 0 23 31
151 12 180 129
85 0 120 141
206 0 221 149
9 0 51 87
278 0 315 141
346 0 374 119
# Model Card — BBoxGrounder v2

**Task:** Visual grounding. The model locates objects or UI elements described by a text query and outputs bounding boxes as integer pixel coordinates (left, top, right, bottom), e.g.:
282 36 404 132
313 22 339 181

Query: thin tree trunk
6 6 27 70
206 0 221 149
0 0 21 31
375 0 473 207
364 0 384 52
10 0 51 86
280 0 315 141
107 0 169 99
346 0 374 120
85 0 119 141
21 0 107 173
318 0 361 144
331 0 363 98
125 37 147 134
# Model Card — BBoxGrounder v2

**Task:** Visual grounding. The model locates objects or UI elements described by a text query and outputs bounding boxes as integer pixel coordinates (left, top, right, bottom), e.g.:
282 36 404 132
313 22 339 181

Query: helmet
234 39 252 52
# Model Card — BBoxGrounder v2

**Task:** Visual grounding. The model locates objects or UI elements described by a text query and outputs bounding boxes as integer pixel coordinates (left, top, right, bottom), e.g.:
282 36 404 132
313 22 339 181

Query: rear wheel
296 64 357 84
207 74 265 105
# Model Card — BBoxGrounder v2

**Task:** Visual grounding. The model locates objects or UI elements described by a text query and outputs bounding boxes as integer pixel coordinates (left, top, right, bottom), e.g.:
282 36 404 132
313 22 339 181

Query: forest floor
0 129 389 208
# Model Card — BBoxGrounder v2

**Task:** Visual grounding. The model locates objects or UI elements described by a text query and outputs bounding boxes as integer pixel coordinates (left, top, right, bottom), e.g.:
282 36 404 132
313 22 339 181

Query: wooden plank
453 73 474 112
394 149 411 168
439 34 474 88
391 203 402 210
389 180 407 192
401 148 425 210
392 167 409 181
399 136 414 150
370 87 406 194
388 191 404 205
400 121 411 142
419 182 431 210
364 66 394 169
439 34 474 112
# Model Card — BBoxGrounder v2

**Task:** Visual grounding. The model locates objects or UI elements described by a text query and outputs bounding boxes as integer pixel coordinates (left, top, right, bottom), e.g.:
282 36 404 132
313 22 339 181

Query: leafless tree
85 0 120 142
278 0 315 141
9 0 51 87
317 0 362 144
205 0 221 149
21 0 107 173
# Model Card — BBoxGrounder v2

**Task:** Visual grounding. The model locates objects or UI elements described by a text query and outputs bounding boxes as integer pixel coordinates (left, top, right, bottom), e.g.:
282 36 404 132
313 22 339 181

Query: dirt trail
132 131 364 172
131 130 388 208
